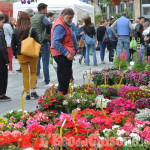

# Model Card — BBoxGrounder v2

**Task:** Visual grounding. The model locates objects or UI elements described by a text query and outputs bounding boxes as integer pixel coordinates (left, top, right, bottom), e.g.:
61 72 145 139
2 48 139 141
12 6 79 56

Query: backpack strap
28 27 32 37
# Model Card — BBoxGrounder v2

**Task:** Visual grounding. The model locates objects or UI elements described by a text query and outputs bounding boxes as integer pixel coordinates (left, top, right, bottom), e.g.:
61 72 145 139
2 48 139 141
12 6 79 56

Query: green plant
132 51 147 72
115 8 133 19
95 11 106 24
3 110 29 123
114 58 129 70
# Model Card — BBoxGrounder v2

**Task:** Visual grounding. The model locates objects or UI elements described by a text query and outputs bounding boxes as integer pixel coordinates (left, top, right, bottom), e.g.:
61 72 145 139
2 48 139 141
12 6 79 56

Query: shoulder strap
28 27 32 37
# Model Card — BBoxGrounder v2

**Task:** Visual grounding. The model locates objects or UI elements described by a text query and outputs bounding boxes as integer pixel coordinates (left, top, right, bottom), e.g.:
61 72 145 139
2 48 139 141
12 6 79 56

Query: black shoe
0 95 11 102
79 56 83 64
26 95 31 100
16 68 22 72
31 92 39 99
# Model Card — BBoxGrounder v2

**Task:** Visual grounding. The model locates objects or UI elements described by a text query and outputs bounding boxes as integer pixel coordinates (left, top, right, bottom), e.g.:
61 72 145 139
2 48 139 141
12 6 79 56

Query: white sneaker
45 83 54 88
101 61 106 64
109 62 113 65
9 71 18 75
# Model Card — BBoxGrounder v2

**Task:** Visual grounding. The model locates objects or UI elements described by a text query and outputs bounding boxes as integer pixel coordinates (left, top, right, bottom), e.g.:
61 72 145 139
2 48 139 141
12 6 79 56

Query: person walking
31 3 52 87
3 14 17 74
51 8 77 95
78 21 86 64
10 17 16 30
0 14 11 101
83 16 97 66
111 12 134 62
108 18 118 64
97 20 107 64
134 17 145 45
11 12 40 100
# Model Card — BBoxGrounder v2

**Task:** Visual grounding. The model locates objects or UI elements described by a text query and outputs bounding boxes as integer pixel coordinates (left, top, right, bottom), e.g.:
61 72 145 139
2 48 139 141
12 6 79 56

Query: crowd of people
0 3 150 102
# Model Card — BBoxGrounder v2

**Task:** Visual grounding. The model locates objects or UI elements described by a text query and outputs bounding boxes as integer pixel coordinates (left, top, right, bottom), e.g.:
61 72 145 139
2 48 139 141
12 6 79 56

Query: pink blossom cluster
106 98 137 113
117 86 140 97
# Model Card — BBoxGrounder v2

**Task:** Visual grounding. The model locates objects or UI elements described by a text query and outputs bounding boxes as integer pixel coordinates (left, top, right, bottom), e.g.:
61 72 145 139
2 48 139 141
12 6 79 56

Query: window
142 0 150 4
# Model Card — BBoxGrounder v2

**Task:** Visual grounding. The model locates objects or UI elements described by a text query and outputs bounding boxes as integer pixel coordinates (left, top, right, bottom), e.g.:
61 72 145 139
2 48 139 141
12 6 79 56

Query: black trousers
53 55 72 95
0 63 8 96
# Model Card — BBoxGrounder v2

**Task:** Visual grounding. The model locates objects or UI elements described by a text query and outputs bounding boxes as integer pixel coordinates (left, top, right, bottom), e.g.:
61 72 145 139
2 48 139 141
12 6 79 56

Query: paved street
0 51 112 117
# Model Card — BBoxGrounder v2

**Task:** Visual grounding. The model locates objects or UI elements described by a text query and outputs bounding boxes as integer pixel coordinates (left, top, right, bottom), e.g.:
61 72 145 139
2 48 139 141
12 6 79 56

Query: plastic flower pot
112 0 121 6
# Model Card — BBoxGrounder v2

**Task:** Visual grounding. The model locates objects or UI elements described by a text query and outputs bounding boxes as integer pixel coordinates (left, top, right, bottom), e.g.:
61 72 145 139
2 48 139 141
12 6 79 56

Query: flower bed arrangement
135 98 150 109
117 86 150 102
0 107 150 149
106 98 137 114
92 69 150 87
1 83 150 149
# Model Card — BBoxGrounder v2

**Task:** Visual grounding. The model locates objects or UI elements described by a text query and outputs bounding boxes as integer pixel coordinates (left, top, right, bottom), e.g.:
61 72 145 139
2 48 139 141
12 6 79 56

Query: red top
51 15 75 56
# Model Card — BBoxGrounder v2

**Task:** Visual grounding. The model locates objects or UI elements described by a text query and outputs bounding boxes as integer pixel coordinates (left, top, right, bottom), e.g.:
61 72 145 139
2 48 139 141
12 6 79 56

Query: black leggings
0 63 8 96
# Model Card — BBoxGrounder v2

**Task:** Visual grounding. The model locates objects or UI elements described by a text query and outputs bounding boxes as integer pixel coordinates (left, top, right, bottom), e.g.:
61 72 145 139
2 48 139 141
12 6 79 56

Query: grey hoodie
3 23 14 47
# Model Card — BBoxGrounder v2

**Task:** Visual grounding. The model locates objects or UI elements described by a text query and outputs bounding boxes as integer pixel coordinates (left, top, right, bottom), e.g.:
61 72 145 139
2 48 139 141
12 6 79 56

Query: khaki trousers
17 55 38 93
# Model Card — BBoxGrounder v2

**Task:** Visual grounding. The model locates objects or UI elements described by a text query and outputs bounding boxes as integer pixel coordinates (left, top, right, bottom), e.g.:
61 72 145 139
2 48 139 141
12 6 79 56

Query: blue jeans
85 43 97 66
81 47 86 58
37 42 50 84
117 36 130 62
98 41 106 61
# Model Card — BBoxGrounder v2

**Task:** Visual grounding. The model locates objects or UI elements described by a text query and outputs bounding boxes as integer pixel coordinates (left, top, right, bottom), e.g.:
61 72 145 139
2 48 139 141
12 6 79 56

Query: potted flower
112 0 121 5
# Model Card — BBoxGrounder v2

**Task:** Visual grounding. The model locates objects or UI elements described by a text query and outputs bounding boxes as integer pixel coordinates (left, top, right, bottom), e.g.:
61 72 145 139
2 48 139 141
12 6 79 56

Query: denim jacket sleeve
52 25 69 56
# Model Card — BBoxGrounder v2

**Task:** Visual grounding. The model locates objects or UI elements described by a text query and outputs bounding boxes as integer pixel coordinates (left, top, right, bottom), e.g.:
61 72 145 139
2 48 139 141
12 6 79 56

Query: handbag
103 30 109 44
144 37 150 43
21 27 41 57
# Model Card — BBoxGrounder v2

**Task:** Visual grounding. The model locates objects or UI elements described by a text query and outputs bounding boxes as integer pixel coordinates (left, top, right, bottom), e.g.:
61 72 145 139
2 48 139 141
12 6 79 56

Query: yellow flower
7 125 11 129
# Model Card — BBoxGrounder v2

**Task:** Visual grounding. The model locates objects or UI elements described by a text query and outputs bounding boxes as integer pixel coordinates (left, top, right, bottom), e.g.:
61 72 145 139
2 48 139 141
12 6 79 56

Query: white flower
103 128 112 133
96 97 111 108
124 140 132 146
129 133 140 141
117 129 126 136
135 108 150 121
112 125 120 130
137 124 143 128
116 137 124 142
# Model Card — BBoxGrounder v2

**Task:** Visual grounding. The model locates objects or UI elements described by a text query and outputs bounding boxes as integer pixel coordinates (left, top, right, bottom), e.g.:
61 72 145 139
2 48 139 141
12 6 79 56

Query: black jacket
97 26 106 42
134 23 144 44
0 29 9 64
83 25 96 38
11 27 40 56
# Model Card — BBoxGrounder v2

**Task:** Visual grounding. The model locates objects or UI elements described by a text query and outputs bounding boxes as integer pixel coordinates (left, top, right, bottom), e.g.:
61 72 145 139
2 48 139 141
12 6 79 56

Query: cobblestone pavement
0 51 112 117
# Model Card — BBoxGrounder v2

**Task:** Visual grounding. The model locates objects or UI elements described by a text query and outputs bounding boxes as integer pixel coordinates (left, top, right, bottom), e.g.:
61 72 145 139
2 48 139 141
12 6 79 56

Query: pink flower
23 129 29 135
0 123 5 129
14 124 22 129
59 113 71 122
2 131 11 136
45 124 56 134
146 134 150 141
12 130 21 137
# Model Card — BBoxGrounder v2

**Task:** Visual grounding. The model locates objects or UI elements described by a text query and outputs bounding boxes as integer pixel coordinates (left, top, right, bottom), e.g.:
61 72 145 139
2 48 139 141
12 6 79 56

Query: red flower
65 122 75 128
51 97 56 102
49 101 53 106
33 126 45 134
43 104 48 109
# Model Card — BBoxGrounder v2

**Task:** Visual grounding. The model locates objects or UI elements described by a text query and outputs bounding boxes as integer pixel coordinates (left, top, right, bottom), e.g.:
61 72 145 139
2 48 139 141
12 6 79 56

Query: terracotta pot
112 0 121 6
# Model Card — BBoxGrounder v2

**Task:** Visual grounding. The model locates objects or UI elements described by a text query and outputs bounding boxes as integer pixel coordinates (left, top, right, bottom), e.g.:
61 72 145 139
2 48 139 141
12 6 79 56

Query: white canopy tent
13 0 94 24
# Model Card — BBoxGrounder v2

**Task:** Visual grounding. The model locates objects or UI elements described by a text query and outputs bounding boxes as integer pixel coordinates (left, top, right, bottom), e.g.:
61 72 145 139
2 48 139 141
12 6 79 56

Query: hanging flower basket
112 0 121 6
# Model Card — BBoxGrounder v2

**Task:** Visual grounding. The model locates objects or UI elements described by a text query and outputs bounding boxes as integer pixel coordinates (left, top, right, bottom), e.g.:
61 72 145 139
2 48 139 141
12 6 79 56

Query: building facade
85 0 150 21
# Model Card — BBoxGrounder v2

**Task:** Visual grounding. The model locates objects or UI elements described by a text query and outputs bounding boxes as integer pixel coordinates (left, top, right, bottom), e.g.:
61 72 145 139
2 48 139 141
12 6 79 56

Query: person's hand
66 53 75 61
129 33 133 37
80 32 84 35
115 34 118 38
6 64 9 66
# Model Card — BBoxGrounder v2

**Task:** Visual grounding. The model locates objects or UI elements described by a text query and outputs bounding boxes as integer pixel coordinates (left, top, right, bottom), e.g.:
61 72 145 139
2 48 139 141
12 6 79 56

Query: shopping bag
49 54 53 64
130 39 137 50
